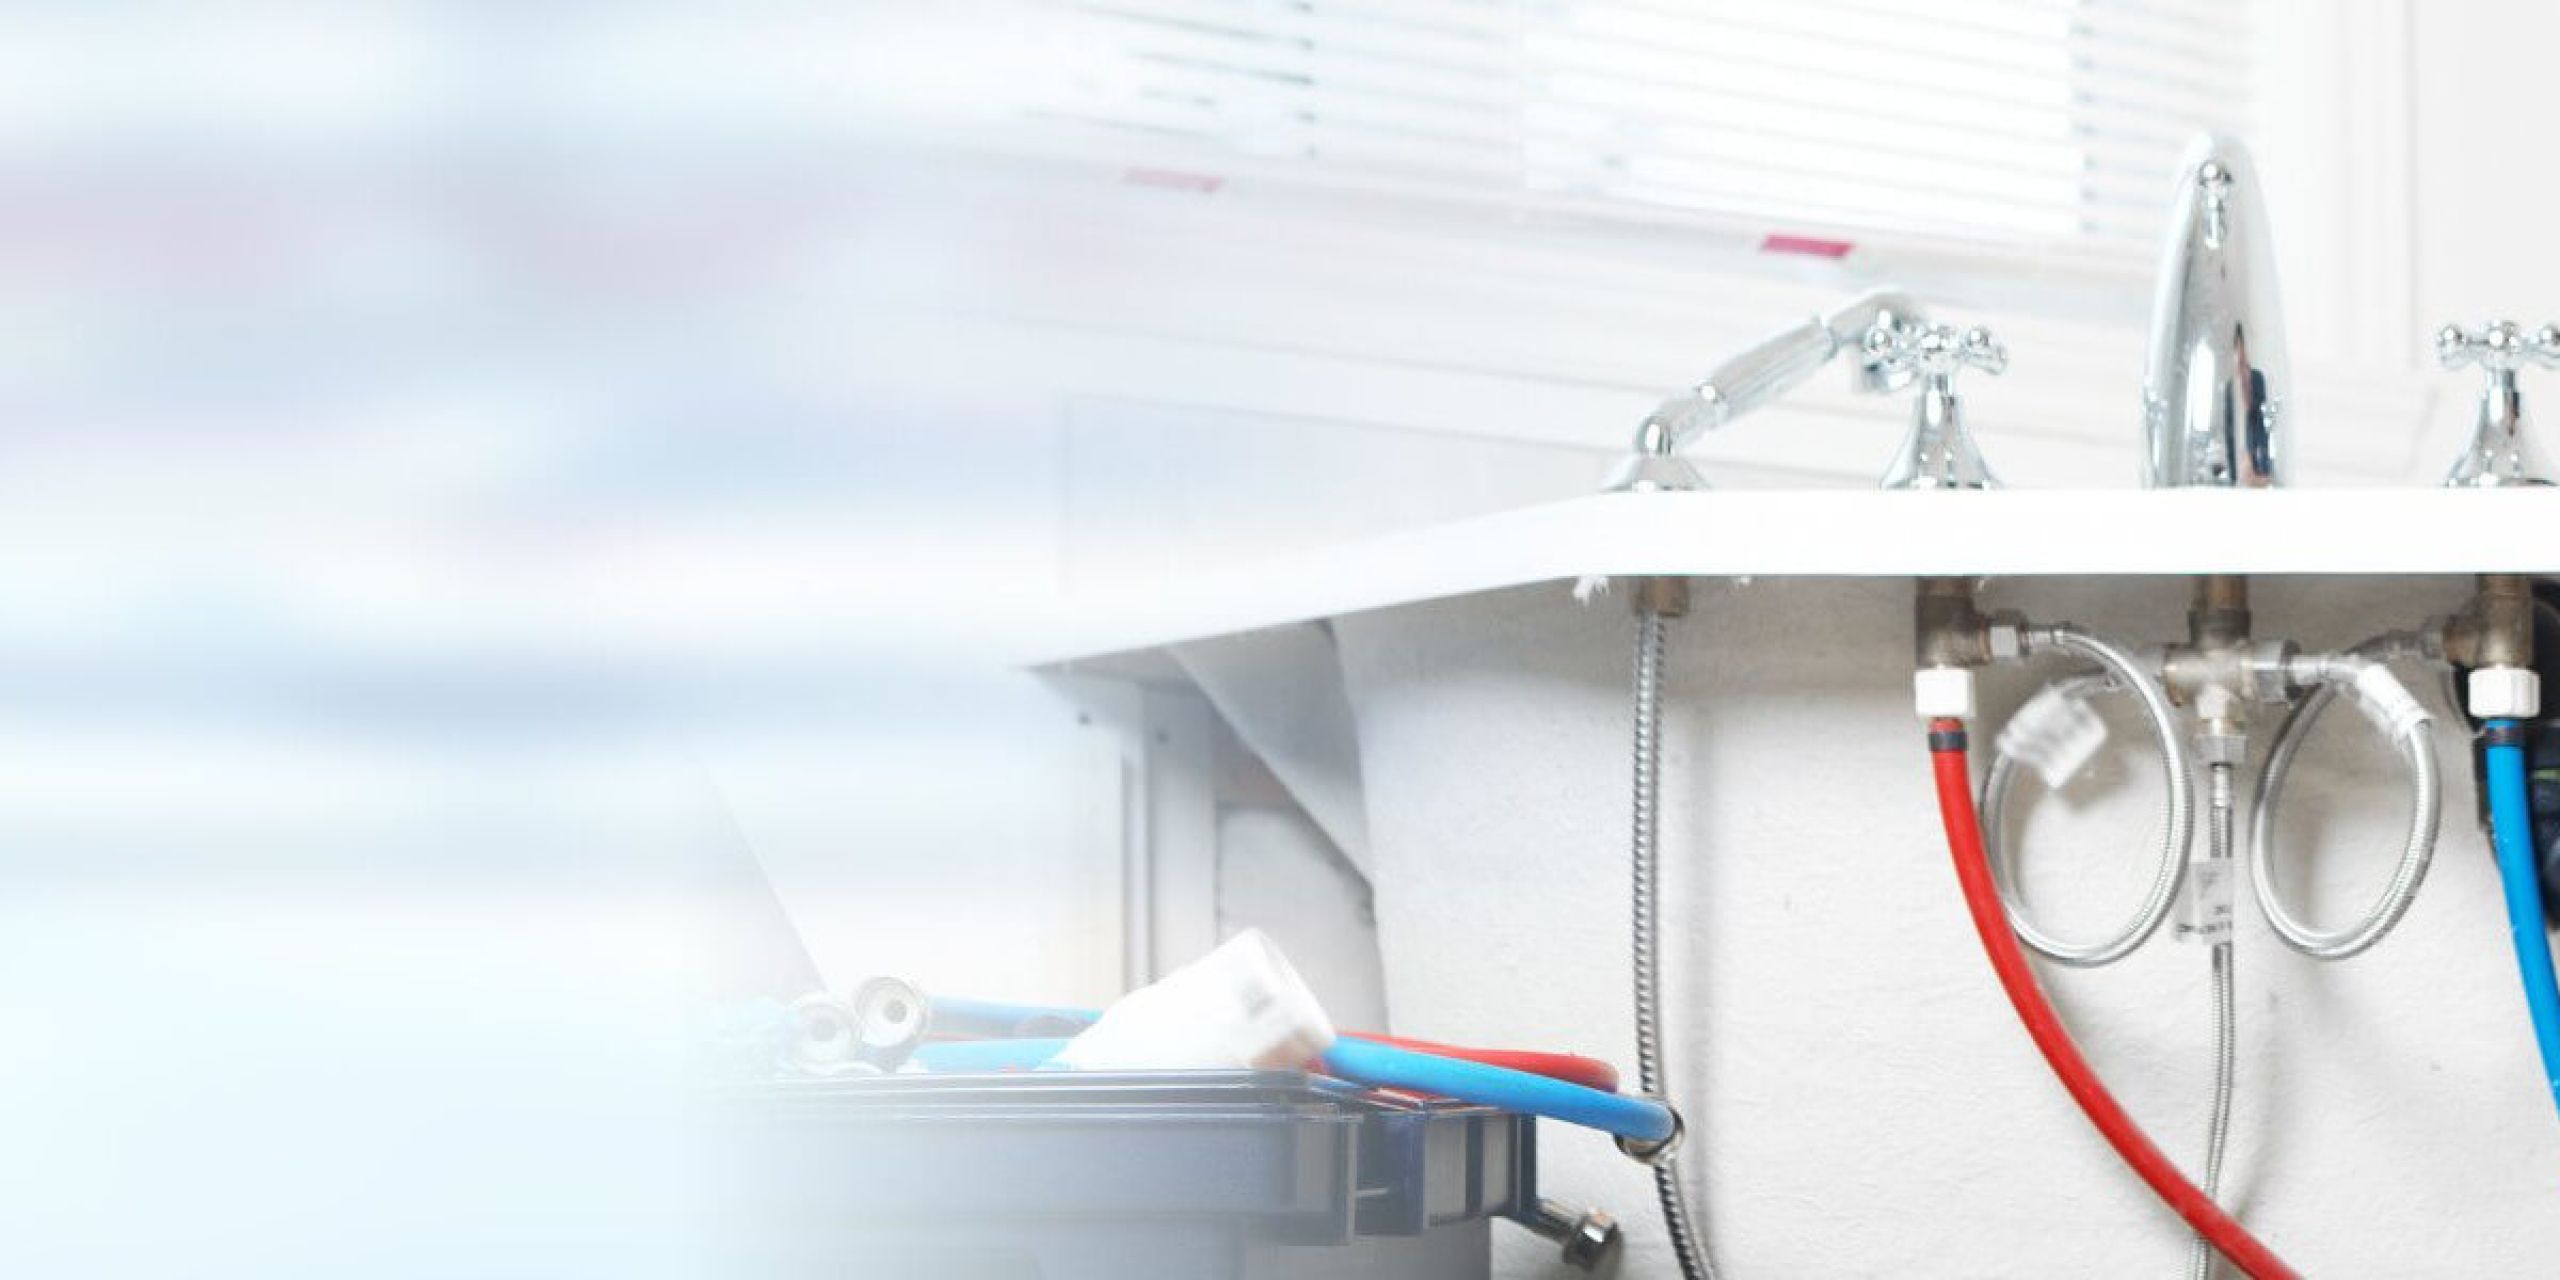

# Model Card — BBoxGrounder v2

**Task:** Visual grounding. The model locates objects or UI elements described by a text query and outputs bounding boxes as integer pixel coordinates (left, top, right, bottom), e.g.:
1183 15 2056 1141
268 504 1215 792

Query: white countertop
1035 487 2560 666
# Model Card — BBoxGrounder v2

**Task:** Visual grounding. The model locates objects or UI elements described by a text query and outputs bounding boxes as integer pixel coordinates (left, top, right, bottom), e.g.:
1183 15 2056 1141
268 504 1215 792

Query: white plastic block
2346 663 2433 740
2470 667 2543 720
1051 929 1337 1072
1997 683 2109 787
1913 666 1977 720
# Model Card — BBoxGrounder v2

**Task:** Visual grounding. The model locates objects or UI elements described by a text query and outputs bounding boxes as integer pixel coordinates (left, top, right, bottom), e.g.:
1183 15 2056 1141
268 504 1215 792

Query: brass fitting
1915 577 1998 669
2443 573 2536 670
1630 576 1692 620
2188 574 2252 651
1516 1199 1624 1272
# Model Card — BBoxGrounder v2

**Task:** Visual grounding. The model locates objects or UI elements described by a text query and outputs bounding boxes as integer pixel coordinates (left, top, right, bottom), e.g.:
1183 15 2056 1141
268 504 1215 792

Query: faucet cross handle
1865 318 2006 491
2437 320 2560 374
1861 318 2007 385
2436 319 2560 487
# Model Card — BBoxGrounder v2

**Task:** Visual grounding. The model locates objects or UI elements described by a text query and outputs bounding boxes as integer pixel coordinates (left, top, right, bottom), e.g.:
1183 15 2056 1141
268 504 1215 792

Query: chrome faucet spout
2141 134 2291 488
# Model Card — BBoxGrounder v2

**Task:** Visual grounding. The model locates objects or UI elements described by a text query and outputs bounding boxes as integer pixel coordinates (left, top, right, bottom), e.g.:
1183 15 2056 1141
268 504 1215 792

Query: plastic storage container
734 1068 1536 1279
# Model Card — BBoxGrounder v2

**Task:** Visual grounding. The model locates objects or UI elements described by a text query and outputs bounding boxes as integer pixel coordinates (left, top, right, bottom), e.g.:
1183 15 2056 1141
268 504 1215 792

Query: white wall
2408 0 2560 319
2406 0 2560 473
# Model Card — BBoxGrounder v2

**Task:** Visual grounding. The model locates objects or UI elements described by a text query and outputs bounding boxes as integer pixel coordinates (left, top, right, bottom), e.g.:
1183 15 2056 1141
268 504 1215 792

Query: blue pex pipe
908 1031 1676 1144
912 1037 1072 1073
1317 1036 1676 1143
2486 721 2560 1120
928 997 1097 1038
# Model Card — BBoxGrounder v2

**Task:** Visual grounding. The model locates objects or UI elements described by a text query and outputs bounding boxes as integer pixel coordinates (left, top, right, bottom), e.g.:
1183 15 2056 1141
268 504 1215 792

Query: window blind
1013 0 2252 271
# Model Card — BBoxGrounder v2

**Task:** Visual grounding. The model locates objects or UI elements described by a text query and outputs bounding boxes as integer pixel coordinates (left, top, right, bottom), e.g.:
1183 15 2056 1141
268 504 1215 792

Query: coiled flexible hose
1979 625 2195 967
1978 643 2236 1274
1931 721 2299 1280
2486 721 2560 1120
2249 647 2442 960
1629 606 1717 1280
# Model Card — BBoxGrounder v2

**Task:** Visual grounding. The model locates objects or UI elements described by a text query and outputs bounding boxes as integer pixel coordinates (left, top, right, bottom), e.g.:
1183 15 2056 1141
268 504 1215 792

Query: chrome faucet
2141 134 2291 488
1864 316 2006 490
1607 289 1927 492
2437 320 2560 487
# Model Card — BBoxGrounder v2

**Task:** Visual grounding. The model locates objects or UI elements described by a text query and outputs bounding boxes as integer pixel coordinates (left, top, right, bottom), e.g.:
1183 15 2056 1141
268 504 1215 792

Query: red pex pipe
1929 720 2299 1280
1351 1033 1619 1093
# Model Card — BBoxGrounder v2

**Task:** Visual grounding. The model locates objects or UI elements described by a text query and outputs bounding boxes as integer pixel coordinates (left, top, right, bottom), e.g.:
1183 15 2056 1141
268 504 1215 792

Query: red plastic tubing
1351 1033 1619 1093
1929 721 2299 1280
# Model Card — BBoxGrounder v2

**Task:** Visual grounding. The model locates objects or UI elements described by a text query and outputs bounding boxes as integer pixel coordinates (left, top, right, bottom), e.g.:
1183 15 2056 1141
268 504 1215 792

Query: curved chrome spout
2141 135 2290 488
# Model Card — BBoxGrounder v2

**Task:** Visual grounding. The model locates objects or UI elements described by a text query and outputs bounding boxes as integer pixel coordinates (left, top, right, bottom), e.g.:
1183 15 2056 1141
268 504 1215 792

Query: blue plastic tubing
927 997 1097 1037
907 1030 1677 1144
1317 1036 1676 1143
2486 720 2560 1118
911 1037 1074 1073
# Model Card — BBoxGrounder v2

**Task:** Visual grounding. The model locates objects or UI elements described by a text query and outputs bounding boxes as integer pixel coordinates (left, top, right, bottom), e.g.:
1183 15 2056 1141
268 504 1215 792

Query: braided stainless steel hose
2249 643 2442 960
1630 605 1715 1280
1977 624 2196 967
2187 762 2239 1280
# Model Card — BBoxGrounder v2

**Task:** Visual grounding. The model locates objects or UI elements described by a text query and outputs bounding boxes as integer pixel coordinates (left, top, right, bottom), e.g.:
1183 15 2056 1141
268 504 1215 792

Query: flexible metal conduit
2189 762 2238 1280
1978 625 2195 966
1629 605 1716 1280
2248 644 2442 960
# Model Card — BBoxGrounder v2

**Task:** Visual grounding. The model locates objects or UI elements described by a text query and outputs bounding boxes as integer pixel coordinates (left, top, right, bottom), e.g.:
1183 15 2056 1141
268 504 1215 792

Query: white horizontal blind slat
1013 0 2252 277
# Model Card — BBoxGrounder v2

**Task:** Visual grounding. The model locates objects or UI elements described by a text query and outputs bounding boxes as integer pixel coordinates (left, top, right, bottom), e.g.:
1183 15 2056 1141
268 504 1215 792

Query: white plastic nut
2470 666 2543 719
1913 666 1977 719
787 993 862 1074
1050 929 1337 1072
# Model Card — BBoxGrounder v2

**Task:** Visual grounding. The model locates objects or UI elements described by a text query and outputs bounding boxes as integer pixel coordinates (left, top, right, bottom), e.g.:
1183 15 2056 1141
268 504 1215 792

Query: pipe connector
1515 1199 1625 1272
2472 667 2542 720
1625 575 1692 620
1914 577 2025 669
2444 573 2536 669
1613 1103 1686 1166
2444 574 2540 718
1914 666 1978 719
1914 577 2025 718
850 976 932 1072
788 992 873 1076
